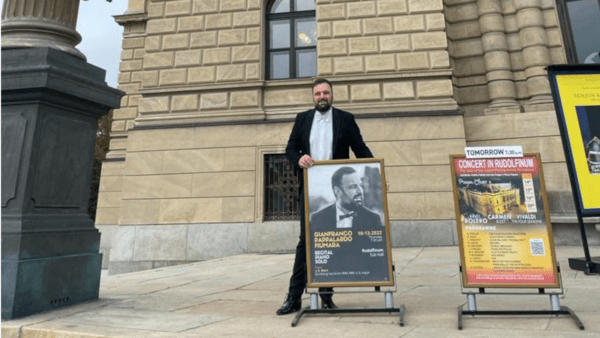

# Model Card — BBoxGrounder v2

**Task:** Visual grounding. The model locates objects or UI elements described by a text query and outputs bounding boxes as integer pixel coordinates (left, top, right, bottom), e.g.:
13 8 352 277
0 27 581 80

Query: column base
524 96 555 112
484 102 522 115
1 47 123 319
2 251 102 319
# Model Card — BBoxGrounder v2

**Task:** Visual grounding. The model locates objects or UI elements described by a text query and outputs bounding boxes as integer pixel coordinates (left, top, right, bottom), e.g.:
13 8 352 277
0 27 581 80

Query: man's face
313 83 333 112
335 173 363 211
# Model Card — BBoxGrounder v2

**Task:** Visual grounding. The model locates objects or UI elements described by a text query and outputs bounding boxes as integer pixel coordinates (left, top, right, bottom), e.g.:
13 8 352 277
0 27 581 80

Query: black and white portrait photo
308 163 385 231
304 159 393 287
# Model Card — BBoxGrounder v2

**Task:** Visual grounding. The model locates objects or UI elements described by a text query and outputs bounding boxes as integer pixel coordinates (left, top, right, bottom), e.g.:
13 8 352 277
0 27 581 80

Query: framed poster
450 154 560 288
547 65 600 216
304 158 394 288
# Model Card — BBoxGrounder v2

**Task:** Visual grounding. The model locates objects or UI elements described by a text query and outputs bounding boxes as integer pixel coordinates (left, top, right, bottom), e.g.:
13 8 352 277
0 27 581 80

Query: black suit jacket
285 107 373 190
309 204 388 282
310 204 383 232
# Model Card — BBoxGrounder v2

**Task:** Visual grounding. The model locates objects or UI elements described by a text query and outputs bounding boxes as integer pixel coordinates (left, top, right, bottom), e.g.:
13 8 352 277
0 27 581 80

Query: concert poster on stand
547 66 600 216
450 154 560 288
304 158 394 288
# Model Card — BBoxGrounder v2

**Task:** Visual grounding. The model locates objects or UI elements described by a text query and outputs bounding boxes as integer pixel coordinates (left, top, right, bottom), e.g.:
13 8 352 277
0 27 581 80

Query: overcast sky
77 0 129 88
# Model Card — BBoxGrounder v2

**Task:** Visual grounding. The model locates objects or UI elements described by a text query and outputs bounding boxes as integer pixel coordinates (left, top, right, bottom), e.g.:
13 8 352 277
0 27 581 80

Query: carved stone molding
1 0 85 59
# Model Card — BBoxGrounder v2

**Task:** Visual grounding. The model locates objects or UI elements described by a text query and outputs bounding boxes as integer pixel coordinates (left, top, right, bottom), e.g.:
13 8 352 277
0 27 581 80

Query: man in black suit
276 78 373 315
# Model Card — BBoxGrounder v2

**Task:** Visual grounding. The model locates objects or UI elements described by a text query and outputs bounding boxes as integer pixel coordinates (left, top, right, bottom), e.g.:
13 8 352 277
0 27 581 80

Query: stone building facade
96 0 600 274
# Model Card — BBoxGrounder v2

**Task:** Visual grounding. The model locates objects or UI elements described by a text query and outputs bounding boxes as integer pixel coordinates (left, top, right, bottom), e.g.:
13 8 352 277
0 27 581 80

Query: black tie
339 212 356 220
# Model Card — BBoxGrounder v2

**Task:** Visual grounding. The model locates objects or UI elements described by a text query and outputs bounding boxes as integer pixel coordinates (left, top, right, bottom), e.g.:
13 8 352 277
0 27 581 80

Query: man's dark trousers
287 193 332 300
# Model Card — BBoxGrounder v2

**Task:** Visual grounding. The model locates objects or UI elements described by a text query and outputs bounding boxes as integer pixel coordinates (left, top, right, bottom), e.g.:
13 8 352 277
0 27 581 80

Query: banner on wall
450 153 560 288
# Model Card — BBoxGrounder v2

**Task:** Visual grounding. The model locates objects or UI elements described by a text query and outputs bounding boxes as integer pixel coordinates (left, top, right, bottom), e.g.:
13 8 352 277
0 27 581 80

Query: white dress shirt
336 204 355 228
309 107 333 161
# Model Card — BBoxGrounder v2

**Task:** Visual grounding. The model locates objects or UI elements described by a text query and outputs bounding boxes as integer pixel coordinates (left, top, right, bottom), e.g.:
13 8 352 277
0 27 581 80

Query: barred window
264 154 300 220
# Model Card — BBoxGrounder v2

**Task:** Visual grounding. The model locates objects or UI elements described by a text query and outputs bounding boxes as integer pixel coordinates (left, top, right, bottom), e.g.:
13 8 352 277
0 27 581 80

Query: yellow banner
555 74 600 211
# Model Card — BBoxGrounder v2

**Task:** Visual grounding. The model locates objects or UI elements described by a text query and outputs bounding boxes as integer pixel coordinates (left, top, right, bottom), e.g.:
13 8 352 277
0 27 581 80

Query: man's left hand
299 155 314 168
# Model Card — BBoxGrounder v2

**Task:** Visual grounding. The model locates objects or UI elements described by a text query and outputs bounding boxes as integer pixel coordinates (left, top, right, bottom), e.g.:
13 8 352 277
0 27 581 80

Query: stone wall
98 111 466 274
314 0 456 114
96 0 597 275
97 0 462 234
444 0 566 117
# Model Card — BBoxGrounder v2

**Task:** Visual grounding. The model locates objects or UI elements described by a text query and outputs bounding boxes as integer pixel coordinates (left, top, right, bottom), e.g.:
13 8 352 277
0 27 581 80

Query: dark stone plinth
1 48 124 319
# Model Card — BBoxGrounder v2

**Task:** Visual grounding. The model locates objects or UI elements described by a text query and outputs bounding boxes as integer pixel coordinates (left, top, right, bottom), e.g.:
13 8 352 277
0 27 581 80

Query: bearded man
276 78 374 315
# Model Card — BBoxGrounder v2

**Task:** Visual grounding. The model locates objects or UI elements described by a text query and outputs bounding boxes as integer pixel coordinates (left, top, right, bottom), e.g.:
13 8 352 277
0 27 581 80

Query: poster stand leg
568 209 600 274
457 266 585 330
290 277 405 327
310 293 318 310
467 293 476 311
291 295 405 327
458 302 584 330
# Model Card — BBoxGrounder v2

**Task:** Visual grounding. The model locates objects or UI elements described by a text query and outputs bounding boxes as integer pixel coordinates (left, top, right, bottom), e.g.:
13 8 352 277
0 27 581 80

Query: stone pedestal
1 48 123 319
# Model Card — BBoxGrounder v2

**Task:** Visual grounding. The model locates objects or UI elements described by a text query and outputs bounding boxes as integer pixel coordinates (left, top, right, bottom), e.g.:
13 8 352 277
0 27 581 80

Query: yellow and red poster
451 154 559 288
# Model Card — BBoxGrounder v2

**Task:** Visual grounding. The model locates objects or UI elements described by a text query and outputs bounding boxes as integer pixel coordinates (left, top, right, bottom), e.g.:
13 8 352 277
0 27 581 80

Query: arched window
266 0 317 79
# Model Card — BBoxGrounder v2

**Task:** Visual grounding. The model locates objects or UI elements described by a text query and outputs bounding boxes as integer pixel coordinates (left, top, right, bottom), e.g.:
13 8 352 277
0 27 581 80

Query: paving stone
3 247 597 337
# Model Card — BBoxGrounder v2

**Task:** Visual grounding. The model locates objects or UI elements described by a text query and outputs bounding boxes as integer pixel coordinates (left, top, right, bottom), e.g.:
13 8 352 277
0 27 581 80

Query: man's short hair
331 166 356 191
313 78 333 91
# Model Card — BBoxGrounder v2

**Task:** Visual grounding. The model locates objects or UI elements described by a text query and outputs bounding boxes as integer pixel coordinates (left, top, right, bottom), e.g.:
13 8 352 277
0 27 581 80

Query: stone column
478 0 521 115
1 0 85 60
1 0 124 319
514 0 554 112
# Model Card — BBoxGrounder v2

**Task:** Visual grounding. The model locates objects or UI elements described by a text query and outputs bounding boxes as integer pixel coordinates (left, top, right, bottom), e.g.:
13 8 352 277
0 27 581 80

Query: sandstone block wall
315 0 457 115
97 111 466 274
93 0 591 274
97 0 462 232
98 113 465 226
112 0 459 129
444 0 566 117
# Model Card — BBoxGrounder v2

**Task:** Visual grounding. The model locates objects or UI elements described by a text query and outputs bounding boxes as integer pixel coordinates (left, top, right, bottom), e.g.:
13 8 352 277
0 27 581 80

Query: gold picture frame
304 158 394 288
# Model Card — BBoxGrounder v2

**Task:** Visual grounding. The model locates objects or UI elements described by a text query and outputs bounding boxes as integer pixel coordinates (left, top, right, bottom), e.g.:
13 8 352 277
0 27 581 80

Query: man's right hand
299 155 314 168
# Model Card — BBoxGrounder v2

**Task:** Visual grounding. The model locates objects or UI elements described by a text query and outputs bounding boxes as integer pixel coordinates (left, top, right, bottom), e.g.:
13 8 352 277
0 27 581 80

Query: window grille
264 154 300 220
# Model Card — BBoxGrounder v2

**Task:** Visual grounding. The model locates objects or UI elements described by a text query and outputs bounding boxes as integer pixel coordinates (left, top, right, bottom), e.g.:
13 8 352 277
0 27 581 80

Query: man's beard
315 99 331 112
341 192 363 211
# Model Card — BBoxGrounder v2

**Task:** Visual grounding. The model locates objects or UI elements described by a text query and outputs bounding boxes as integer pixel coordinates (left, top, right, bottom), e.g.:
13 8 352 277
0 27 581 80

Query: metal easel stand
567 209 600 275
291 273 405 327
457 265 584 330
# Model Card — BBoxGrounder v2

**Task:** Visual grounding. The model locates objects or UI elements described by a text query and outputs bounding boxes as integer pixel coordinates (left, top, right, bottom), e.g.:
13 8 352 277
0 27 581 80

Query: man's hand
299 155 314 169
